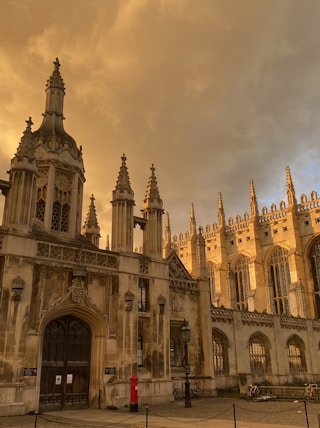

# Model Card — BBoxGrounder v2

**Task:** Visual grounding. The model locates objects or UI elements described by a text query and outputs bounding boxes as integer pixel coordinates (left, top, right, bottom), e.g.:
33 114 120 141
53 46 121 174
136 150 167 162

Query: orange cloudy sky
1 0 320 247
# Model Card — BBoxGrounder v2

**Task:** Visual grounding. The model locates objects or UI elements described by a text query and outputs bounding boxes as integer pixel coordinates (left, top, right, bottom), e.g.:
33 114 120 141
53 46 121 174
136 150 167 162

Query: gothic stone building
166 176 320 392
0 60 213 416
1 60 320 416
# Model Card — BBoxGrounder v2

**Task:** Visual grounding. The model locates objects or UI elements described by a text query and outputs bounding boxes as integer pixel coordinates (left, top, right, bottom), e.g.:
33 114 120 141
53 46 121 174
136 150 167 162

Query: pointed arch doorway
40 315 91 410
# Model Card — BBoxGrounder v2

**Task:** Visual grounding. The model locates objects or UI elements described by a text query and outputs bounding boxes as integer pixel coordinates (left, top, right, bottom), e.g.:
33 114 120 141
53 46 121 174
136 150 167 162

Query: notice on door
55 375 62 385
67 374 73 384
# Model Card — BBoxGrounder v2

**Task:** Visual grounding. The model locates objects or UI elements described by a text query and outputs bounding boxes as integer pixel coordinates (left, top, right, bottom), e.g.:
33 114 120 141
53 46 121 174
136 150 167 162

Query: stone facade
1 59 320 417
0 60 213 416
169 167 320 392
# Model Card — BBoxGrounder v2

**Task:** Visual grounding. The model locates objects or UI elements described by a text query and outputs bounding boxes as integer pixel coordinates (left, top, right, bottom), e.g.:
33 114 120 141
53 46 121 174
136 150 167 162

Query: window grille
249 339 268 374
288 341 305 374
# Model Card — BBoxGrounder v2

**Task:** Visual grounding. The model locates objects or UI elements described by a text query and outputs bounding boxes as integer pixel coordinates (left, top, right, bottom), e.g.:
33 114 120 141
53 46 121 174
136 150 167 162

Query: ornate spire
164 211 172 244
249 180 258 218
44 57 65 118
46 58 65 93
33 58 81 159
83 195 99 229
111 154 135 252
217 192 226 228
14 118 35 160
144 164 162 204
82 194 100 247
142 164 163 258
286 165 297 207
189 203 197 236
114 154 134 197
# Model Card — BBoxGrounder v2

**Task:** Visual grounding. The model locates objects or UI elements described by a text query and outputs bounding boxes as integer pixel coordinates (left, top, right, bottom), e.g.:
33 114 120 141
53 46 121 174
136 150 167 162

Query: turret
141 164 163 258
32 58 85 238
111 154 135 252
3 118 37 232
82 194 101 247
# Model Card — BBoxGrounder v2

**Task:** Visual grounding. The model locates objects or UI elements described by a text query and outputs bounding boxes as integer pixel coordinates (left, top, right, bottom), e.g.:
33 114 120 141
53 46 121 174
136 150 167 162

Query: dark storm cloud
1 0 320 245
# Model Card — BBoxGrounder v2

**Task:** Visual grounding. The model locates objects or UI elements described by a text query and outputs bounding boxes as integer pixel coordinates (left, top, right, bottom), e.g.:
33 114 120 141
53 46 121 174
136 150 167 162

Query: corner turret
29 59 85 238
3 118 37 232
111 154 135 252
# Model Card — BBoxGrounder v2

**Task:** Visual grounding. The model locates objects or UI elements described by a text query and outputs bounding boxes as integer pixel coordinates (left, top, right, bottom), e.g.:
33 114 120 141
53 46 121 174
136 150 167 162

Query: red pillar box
130 375 139 412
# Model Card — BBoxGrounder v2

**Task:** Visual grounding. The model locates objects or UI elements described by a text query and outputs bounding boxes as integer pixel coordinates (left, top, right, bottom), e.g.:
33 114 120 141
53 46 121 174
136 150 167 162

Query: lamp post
181 320 191 408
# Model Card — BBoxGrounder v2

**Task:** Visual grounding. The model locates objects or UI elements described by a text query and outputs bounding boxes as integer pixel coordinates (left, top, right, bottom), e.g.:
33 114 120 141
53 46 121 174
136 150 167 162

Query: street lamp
181 320 191 408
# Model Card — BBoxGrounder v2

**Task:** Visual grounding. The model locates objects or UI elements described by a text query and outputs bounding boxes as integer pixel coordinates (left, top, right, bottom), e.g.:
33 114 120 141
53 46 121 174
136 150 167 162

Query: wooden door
40 315 91 410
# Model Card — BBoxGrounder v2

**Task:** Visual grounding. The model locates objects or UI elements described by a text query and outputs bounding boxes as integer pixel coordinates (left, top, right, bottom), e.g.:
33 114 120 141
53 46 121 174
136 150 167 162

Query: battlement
172 190 320 246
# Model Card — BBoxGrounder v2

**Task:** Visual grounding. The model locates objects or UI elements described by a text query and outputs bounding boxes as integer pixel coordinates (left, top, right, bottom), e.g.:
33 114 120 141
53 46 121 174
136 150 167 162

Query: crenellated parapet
297 191 320 213
173 190 320 248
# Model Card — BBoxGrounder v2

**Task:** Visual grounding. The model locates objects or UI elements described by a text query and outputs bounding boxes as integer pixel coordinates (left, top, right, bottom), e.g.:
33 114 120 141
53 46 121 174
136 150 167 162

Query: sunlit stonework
1 59 320 417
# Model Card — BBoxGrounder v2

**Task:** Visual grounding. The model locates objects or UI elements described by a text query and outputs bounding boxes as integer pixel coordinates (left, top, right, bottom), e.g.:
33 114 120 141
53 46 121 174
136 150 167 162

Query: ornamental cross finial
53 57 60 70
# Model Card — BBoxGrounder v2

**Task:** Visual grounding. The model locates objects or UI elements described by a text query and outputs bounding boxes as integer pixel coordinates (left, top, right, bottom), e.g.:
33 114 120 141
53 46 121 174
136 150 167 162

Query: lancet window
269 246 290 315
235 255 250 310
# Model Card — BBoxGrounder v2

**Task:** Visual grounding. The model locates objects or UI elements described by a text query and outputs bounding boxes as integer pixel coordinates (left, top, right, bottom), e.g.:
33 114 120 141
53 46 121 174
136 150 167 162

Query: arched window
208 261 216 301
287 336 306 374
310 237 320 318
235 255 250 310
212 329 229 376
248 333 270 375
269 246 291 315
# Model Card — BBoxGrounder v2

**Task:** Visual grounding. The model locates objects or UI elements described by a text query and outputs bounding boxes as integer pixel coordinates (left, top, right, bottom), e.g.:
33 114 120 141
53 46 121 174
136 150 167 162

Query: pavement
0 397 320 428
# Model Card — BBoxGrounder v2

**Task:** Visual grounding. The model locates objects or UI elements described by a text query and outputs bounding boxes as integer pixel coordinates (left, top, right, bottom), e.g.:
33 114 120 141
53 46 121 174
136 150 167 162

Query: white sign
55 375 62 385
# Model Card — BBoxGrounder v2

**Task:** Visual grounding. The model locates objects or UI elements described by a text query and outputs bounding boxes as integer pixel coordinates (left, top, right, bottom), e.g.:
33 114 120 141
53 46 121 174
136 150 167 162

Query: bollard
130 375 139 412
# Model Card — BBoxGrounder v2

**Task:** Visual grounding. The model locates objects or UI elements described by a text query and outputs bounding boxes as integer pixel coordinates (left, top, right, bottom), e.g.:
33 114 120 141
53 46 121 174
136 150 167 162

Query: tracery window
235 255 250 310
249 335 269 375
50 170 72 232
51 199 70 232
270 246 291 315
212 329 229 375
310 238 320 318
287 336 306 374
